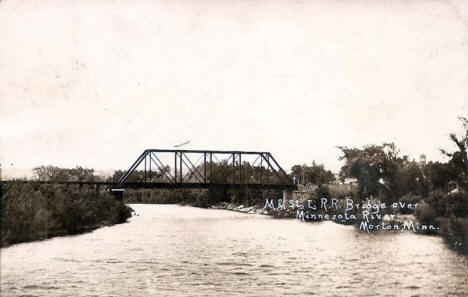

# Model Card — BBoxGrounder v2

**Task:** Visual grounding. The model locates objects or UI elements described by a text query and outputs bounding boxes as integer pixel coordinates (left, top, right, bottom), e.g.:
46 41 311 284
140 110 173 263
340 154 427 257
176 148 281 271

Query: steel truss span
117 149 296 190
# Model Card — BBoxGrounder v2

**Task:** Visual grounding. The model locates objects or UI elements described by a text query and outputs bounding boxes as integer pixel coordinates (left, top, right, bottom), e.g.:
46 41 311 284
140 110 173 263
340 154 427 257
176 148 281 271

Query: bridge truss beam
117 149 296 190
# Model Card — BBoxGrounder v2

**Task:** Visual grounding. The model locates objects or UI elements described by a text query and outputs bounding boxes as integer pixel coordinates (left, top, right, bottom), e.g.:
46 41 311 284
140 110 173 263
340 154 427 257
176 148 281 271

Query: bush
1 182 132 247
439 217 468 254
414 201 438 226
398 194 422 214
415 190 468 252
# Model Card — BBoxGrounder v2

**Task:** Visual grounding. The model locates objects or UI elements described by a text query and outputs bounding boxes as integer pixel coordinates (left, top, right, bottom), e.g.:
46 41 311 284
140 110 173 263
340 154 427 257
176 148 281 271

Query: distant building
419 154 426 165
412 153 427 167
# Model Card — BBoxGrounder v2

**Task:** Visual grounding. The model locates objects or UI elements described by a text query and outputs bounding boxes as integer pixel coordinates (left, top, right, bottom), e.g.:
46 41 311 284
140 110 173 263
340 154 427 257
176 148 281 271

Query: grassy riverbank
1 182 132 247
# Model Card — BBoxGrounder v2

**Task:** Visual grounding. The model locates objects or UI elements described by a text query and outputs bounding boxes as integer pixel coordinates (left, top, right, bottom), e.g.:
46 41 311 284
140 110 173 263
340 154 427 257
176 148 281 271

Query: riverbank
205 200 467 255
208 201 415 222
1 182 132 247
210 202 267 214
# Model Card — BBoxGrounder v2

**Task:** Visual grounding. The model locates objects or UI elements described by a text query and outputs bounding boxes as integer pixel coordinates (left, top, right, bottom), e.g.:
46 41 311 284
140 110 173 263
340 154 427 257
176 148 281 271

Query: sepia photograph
1 0 467 296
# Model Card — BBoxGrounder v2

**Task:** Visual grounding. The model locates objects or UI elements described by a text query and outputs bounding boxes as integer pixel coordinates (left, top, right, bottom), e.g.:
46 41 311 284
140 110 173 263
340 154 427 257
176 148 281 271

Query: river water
1 204 467 297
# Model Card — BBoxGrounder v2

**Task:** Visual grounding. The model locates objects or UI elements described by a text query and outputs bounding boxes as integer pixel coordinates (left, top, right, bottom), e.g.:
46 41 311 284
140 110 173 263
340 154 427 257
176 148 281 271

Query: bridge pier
110 189 124 201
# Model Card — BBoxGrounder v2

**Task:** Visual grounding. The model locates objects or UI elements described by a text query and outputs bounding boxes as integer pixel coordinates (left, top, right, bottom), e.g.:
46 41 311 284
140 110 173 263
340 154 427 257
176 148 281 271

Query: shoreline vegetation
1 181 132 248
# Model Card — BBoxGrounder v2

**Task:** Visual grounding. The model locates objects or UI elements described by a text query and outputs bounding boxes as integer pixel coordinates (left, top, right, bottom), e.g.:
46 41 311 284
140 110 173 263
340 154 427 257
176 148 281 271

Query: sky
1 0 467 178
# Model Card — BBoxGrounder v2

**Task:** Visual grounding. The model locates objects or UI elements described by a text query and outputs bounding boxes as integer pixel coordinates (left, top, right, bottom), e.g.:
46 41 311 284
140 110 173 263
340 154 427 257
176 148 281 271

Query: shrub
1 182 132 247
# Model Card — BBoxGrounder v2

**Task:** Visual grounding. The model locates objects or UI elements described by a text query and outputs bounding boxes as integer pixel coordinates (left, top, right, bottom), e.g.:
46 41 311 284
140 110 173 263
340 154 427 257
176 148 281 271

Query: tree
69 166 95 182
338 143 406 200
424 161 452 194
111 166 170 182
393 162 428 198
33 166 97 182
290 164 305 184
33 166 70 181
441 116 468 179
447 152 467 187
290 161 335 185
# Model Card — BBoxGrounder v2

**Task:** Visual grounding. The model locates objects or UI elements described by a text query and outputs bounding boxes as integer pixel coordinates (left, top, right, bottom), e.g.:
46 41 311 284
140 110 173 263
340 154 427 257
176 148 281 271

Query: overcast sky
1 0 467 178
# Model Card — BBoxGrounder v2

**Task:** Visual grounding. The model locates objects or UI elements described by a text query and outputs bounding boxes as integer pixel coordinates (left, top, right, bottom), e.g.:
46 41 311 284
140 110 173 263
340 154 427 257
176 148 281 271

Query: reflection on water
1 204 467 296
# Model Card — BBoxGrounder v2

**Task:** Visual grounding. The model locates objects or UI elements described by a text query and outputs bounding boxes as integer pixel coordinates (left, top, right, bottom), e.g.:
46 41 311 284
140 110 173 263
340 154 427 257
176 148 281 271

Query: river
1 204 467 296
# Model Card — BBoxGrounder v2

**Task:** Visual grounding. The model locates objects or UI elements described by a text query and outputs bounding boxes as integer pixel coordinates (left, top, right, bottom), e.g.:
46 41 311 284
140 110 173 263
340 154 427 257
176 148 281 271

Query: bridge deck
1 180 297 190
